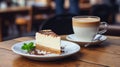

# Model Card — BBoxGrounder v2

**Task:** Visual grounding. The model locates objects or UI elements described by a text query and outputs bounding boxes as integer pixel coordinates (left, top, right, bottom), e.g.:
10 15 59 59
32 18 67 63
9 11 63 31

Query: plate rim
11 40 80 58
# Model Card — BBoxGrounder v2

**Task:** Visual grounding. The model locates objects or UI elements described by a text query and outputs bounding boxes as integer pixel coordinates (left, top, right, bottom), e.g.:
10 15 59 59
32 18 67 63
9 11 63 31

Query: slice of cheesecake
35 30 61 54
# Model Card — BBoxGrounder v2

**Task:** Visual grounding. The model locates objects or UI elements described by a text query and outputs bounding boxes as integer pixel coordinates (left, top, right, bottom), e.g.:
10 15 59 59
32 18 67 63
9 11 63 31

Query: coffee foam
73 18 100 27
73 18 100 23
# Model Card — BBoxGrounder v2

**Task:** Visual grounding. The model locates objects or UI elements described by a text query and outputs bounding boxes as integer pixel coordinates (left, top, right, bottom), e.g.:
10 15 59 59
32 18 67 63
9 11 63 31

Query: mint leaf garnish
21 42 35 53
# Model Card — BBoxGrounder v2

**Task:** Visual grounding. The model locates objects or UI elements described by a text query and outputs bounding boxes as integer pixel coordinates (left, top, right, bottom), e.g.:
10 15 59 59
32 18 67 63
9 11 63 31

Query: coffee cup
72 16 108 42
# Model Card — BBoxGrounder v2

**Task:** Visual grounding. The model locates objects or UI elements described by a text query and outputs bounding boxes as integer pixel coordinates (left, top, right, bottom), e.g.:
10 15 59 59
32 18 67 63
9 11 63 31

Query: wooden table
0 35 120 67
0 7 30 13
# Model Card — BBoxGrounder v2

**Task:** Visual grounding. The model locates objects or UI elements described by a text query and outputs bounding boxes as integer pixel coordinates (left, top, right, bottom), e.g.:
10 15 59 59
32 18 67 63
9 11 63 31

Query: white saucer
66 34 107 46
11 40 80 61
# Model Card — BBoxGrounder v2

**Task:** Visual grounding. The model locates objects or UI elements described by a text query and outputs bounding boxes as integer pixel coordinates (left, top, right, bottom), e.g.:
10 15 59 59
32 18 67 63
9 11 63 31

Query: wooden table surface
0 35 120 67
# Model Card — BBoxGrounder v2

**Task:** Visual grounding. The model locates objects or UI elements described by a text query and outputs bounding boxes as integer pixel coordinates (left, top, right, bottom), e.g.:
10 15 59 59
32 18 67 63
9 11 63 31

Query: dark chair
31 5 52 31
91 4 120 36
15 5 51 35
91 4 111 23
40 13 76 35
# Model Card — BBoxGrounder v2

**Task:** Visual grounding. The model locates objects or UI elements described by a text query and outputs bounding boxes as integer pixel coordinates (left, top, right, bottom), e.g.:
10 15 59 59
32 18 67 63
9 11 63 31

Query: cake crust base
36 44 61 54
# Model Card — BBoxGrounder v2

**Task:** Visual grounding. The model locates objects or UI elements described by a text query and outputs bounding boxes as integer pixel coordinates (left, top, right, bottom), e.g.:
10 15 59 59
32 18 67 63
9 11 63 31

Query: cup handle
98 22 108 35
85 22 108 47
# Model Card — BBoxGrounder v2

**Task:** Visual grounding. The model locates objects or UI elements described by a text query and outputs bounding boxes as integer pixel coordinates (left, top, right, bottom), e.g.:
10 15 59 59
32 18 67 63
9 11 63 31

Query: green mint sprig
21 42 35 53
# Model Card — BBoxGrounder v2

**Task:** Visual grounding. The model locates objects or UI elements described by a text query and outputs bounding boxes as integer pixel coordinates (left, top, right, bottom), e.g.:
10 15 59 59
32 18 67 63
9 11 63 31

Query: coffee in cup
72 16 107 42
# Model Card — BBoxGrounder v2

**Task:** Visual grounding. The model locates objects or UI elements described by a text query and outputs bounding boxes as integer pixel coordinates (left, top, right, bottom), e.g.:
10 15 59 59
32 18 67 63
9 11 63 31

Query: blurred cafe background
0 0 120 41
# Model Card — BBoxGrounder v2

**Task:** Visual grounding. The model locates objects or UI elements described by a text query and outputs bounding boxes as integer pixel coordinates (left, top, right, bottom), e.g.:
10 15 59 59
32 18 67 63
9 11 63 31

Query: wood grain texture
79 48 120 67
0 48 106 67
0 36 120 67
13 37 34 41
0 40 19 50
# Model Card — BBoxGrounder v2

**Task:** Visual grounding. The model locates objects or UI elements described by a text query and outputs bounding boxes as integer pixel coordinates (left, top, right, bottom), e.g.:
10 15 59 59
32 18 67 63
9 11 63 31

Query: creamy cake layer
35 32 61 54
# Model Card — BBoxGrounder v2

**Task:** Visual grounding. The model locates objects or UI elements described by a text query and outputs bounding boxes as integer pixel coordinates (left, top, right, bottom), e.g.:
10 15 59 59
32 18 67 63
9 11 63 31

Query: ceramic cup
72 16 108 42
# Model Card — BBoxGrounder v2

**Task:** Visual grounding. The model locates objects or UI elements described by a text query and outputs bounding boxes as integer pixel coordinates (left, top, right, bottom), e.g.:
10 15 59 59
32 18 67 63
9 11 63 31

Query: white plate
11 40 80 61
66 34 107 46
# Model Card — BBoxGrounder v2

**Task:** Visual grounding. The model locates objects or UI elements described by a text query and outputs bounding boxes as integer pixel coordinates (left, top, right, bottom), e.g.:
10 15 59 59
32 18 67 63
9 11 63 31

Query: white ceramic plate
66 34 107 46
11 40 80 61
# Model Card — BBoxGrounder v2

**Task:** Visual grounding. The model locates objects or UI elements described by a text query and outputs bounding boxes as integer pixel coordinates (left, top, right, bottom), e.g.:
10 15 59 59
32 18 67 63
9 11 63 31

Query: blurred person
0 0 18 36
6 0 13 6
55 0 80 15
90 0 114 24
0 0 18 7
0 0 8 36
91 0 120 23
6 0 19 6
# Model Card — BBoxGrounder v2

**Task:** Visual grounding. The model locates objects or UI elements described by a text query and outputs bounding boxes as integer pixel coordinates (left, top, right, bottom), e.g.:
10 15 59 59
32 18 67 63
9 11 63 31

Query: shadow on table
86 40 111 49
